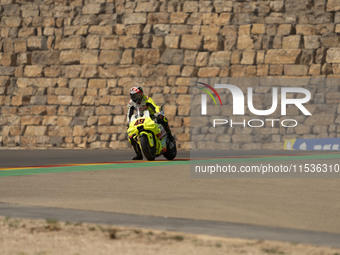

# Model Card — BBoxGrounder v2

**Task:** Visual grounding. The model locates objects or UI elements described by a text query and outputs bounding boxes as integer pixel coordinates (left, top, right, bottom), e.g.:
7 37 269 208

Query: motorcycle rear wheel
164 141 177 160
140 134 156 161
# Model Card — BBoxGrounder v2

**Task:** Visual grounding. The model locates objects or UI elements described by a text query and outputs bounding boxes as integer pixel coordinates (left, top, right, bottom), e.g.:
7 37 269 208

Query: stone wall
0 0 339 150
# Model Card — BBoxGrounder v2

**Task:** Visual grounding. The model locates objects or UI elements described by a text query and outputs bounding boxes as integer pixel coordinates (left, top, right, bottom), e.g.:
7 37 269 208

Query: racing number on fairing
134 119 145 125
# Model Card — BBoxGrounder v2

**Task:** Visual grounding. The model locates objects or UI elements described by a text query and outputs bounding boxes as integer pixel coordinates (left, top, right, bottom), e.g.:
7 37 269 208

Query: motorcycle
127 108 177 161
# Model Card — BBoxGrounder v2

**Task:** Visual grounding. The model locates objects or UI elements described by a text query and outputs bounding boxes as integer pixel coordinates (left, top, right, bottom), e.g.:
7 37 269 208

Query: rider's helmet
130 86 144 104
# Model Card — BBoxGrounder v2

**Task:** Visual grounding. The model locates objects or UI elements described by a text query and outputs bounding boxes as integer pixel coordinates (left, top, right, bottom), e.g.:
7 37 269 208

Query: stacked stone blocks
0 0 339 149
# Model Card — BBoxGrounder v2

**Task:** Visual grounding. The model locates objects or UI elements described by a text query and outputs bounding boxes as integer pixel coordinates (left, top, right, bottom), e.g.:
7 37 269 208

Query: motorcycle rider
127 86 175 160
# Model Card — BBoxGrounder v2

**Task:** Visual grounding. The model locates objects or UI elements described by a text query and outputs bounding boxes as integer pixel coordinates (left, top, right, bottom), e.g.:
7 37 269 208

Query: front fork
140 131 155 147
130 131 154 148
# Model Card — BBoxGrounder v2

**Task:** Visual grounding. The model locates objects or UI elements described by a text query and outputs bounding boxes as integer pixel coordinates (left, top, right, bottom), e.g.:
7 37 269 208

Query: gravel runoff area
1 216 340 255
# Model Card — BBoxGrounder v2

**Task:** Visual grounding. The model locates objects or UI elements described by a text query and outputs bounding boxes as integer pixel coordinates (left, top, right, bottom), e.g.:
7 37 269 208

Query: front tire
140 134 156 161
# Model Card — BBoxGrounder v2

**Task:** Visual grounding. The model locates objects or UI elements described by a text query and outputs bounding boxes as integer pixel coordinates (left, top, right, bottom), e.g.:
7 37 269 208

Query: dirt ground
1 216 340 255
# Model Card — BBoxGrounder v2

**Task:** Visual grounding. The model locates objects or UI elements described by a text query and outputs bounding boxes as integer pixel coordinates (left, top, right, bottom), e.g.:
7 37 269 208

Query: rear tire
140 135 156 161
164 141 177 160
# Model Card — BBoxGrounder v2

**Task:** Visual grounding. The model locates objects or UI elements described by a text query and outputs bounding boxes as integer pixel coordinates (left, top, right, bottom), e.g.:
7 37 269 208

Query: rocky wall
0 0 340 150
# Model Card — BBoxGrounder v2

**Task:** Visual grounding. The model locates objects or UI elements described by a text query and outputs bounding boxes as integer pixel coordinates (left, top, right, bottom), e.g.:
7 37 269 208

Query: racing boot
167 132 175 143
162 119 175 143
131 140 143 160
156 114 175 143
132 154 143 160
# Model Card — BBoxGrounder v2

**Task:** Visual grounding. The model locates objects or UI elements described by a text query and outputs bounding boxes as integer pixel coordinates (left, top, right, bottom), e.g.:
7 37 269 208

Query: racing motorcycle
127 108 177 161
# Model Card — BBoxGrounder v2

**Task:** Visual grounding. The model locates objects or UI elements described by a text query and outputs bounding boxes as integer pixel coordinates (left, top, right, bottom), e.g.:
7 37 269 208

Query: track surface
0 149 340 248
0 149 315 167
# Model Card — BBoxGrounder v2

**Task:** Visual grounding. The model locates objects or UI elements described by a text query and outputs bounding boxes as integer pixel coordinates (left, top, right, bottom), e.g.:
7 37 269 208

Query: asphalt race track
0 149 340 248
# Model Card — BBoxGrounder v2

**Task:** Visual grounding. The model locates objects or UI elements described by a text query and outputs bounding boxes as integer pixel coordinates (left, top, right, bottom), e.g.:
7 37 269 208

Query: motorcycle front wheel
140 134 156 161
